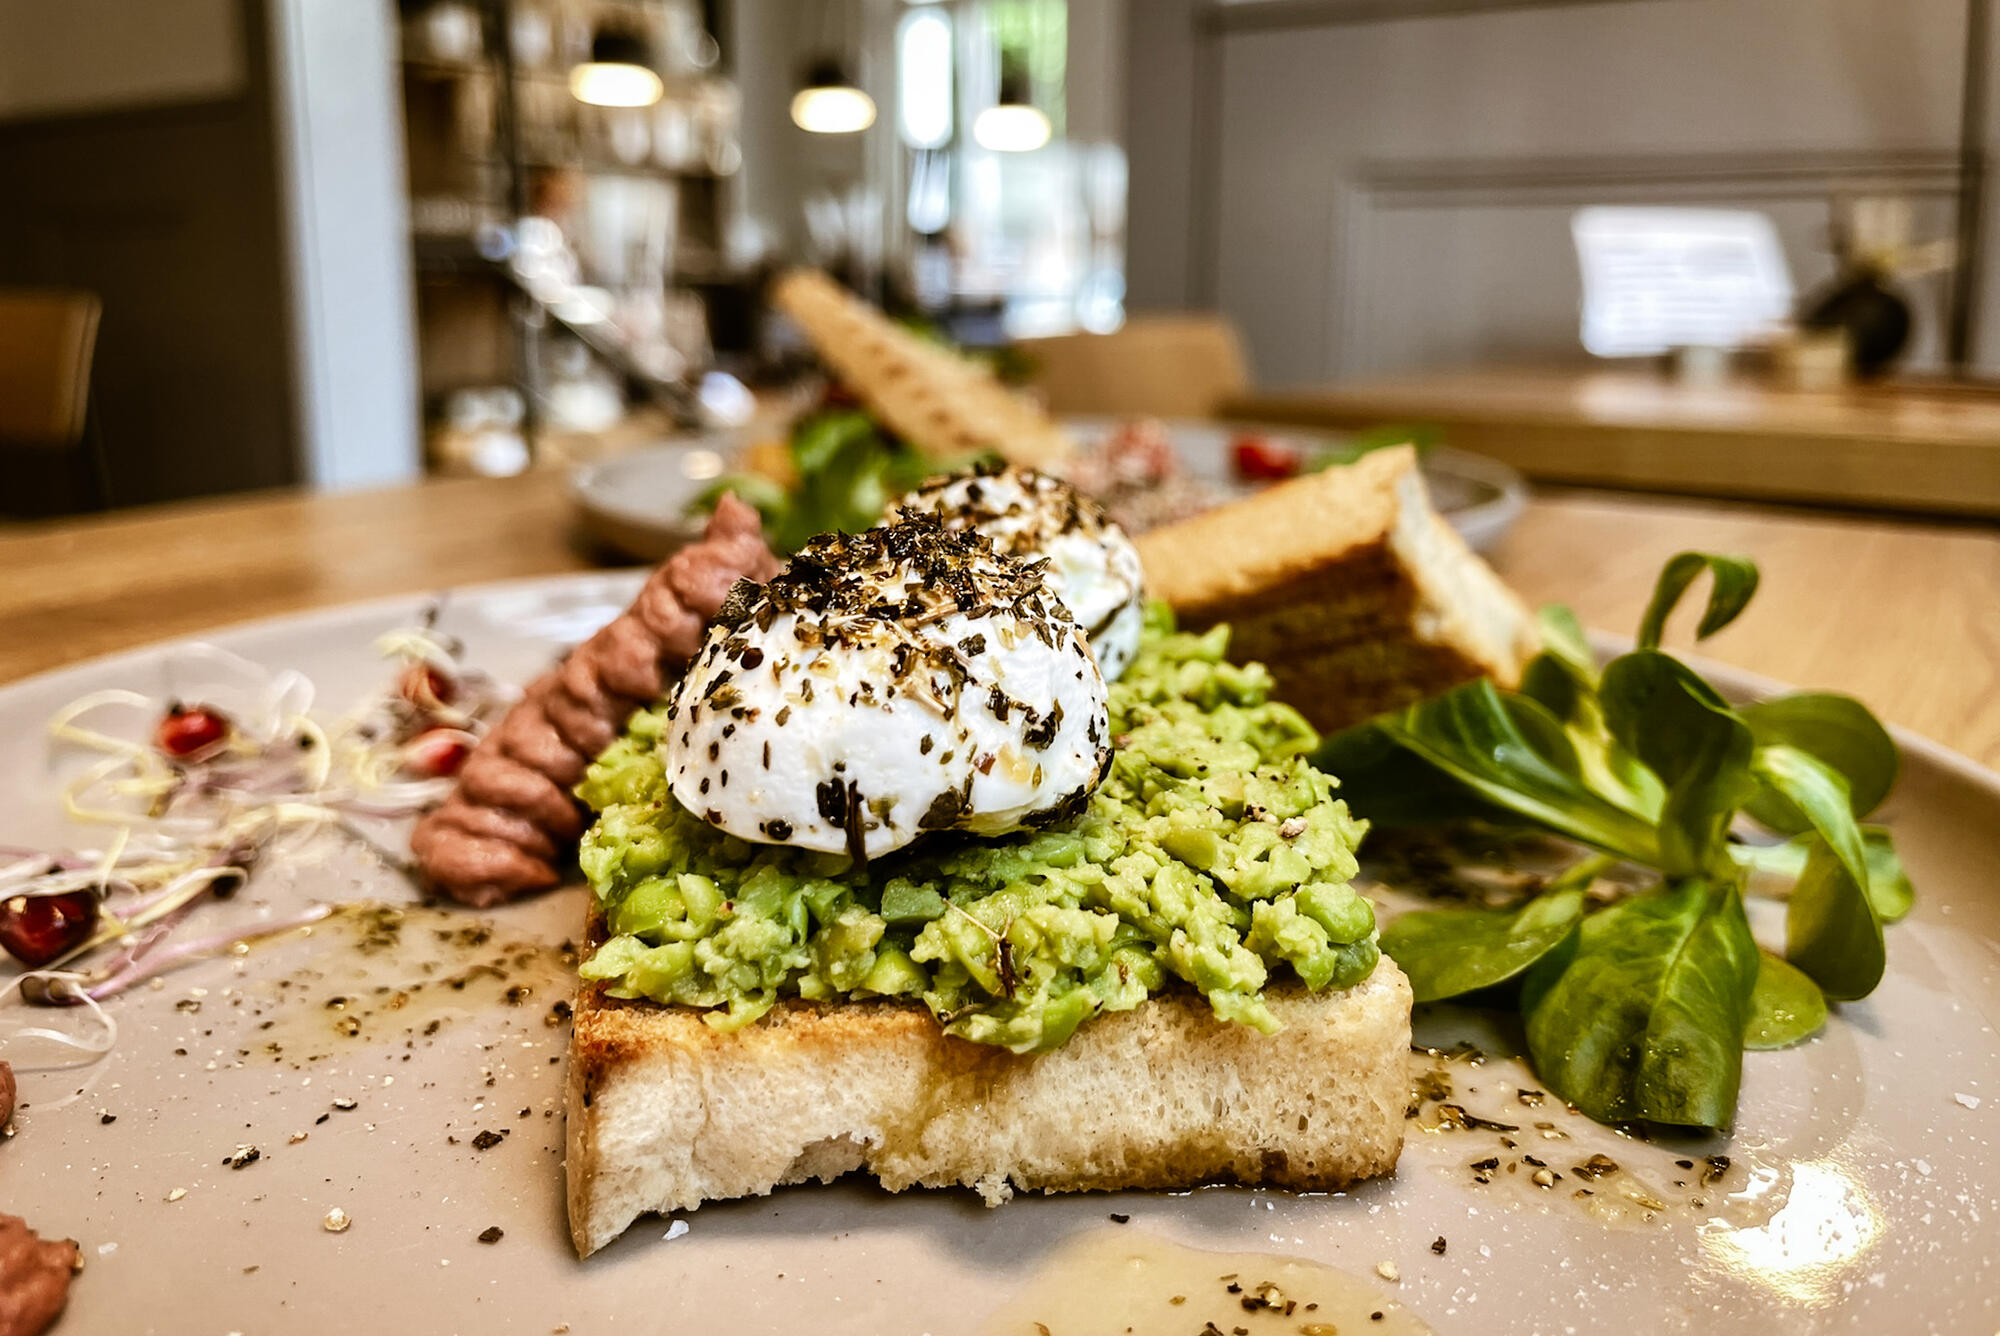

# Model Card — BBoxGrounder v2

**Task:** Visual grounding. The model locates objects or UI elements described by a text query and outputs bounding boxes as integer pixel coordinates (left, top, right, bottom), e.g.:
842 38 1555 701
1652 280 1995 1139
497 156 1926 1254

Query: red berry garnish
399 662 457 710
1231 434 1303 482
403 729 472 779
0 890 100 968
154 704 231 761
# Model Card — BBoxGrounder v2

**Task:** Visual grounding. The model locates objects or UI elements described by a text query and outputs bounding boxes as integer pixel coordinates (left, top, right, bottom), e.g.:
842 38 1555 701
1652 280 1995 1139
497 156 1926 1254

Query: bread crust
564 962 1412 1255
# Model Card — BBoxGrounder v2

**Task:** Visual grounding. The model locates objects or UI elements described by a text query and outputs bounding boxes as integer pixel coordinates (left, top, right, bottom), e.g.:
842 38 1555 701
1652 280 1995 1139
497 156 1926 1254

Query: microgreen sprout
1 604 507 1067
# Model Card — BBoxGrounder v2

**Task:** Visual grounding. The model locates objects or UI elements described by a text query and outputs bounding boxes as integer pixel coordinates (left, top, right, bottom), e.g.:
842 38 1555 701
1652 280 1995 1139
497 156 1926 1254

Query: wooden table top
1229 369 2000 518
5 472 1998 768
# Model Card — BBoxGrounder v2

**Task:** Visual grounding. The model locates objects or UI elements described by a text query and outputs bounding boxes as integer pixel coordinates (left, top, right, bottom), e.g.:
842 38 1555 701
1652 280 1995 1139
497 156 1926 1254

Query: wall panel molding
1326 147 1965 376
1199 0 1646 34
1355 148 1963 206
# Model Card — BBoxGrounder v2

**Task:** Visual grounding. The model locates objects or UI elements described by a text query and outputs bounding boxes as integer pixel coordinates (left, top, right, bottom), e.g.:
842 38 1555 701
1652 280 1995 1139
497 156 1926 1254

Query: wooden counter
1228 369 2000 518
4 472 1998 767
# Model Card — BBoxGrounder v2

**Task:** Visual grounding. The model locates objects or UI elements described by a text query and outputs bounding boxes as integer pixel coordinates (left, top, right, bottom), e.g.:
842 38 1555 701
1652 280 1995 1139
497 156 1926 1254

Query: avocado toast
563 511 1412 1253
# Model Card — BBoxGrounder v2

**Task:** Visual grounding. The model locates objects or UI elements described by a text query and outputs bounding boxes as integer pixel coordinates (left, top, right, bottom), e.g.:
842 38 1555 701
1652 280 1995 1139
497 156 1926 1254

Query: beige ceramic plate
0 575 1995 1335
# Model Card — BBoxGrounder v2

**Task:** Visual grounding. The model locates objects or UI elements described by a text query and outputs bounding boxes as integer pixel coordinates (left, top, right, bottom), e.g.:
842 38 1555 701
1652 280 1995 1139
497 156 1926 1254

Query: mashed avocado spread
576 606 1377 1052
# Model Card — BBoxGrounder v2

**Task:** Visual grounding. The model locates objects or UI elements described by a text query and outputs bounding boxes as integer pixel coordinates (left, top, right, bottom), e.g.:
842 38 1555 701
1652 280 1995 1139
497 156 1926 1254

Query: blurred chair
1018 314 1250 419
0 289 107 515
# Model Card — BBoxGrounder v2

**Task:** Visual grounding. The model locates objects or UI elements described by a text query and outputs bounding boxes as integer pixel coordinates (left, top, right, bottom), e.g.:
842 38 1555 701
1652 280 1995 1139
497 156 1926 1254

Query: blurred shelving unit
396 0 740 475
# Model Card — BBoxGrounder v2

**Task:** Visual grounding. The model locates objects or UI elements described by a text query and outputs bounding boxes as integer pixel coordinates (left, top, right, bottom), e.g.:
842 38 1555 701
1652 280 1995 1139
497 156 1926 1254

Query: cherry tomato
154 704 231 761
403 729 472 779
1231 434 1303 481
399 662 457 710
0 890 99 968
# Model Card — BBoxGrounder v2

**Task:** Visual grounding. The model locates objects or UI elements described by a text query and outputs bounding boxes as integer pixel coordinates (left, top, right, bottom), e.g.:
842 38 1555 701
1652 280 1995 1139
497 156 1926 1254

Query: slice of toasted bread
1135 445 1539 734
564 961 1412 1255
771 269 1073 467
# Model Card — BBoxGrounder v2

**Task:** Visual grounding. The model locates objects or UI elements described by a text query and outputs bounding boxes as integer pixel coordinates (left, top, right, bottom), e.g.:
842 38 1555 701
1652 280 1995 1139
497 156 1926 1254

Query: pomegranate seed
1231 434 1303 482
399 662 457 710
0 890 100 968
155 704 231 761
403 729 472 779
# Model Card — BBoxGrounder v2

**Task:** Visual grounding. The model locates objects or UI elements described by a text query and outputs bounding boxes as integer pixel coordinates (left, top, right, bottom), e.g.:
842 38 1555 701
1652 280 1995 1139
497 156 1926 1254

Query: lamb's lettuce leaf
1519 878 1759 1128
1315 680 1659 863
1326 551 1911 1131
1636 551 1761 651
1380 887 1585 1004
1784 833 1887 1002
1599 650 1755 879
1733 826 1914 924
1744 950 1828 1050
1741 692 1898 831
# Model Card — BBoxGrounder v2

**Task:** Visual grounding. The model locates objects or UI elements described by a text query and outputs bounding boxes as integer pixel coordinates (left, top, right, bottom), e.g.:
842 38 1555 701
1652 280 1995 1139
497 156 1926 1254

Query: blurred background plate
571 417 1526 563
1059 416 1527 553
570 430 747 562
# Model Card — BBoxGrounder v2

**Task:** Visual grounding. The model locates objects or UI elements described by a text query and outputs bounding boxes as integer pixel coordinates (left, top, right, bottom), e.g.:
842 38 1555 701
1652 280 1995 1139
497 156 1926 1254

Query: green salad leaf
1341 550 1912 1130
1744 950 1829 1049
1518 604 1598 723
1734 826 1914 923
1599 651 1755 878
1740 692 1898 832
1379 886 1585 1004
1784 833 1887 1001
1316 680 1660 863
1636 551 1761 651
701 408 994 554
1520 878 1759 1128
1519 605 1666 818
1749 746 1871 890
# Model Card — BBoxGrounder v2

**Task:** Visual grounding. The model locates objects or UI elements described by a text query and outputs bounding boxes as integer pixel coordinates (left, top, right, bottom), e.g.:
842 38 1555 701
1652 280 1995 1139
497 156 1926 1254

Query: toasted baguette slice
565 962 1412 1255
771 268 1073 466
1136 445 1539 734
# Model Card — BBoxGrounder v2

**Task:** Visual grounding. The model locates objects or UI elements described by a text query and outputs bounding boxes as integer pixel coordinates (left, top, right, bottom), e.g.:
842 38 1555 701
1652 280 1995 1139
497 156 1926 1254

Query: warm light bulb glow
897 9 952 148
791 84 877 133
569 62 665 108
973 103 1050 152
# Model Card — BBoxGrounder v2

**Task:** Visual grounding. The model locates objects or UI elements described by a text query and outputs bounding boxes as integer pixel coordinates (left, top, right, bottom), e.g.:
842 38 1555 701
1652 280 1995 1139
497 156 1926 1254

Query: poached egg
887 467 1147 681
664 515 1111 860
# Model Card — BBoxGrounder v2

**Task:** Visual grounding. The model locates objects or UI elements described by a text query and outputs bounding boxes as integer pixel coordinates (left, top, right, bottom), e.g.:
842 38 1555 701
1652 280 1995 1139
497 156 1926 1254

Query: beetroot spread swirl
411 495 780 906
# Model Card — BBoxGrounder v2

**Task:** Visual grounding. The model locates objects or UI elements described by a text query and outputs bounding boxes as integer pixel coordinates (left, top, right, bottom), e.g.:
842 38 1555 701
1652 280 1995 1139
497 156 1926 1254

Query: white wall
0 0 243 121
730 0 882 261
1066 0 1127 145
1131 0 1993 385
268 0 422 489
